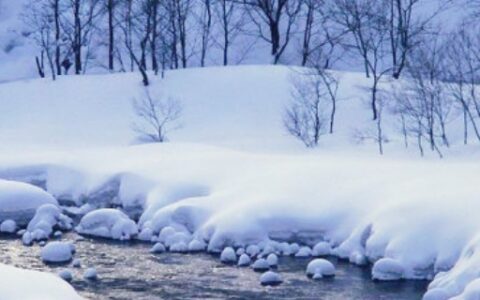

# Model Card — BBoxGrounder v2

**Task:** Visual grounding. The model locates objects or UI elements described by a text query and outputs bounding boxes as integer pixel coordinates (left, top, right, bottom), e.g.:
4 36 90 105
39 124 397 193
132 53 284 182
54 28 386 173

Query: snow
0 65 479 299
372 258 405 281
75 209 138 240
83 268 98 280
25 204 72 243
220 247 237 264
252 258 270 272
260 271 283 286
306 259 336 278
295 246 313 258
0 180 58 226
169 242 188 253
0 263 83 300
41 241 75 263
150 242 166 254
267 253 279 267
238 254 252 267
0 219 16 233
188 239 207 252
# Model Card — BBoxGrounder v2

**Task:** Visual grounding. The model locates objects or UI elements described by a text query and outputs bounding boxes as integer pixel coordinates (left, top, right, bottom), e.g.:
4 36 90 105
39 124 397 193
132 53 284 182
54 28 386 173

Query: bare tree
242 0 301 64
284 68 339 147
132 89 183 142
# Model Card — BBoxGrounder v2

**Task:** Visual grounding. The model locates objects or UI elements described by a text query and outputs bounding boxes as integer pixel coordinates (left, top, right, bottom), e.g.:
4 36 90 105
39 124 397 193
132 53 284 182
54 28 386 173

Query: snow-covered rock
41 241 75 263
236 248 245 256
238 254 252 267
267 253 278 267
312 242 331 257
289 243 300 256
246 245 261 257
58 269 73 282
0 180 58 226
150 242 166 254
188 239 207 252
0 263 83 300
25 204 72 243
169 242 188 253
252 258 270 272
72 259 82 268
158 226 177 243
76 209 138 240
260 271 283 286
84 268 98 280
0 219 16 233
165 232 192 248
220 247 237 264
372 258 404 281
306 259 336 278
295 246 312 258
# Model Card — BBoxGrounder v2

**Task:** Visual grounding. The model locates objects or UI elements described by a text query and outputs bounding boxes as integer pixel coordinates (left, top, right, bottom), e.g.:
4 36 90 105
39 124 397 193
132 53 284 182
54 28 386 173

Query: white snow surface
40 241 75 263
75 209 138 240
0 263 83 300
0 66 479 299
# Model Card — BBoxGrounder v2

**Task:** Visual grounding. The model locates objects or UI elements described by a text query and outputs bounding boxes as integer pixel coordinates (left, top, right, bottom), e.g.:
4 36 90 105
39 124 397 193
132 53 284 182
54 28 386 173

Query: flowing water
0 234 428 299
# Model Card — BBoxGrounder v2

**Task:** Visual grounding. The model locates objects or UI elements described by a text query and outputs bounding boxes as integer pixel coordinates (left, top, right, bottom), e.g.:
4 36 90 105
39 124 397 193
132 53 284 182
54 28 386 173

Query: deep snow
0 65 479 299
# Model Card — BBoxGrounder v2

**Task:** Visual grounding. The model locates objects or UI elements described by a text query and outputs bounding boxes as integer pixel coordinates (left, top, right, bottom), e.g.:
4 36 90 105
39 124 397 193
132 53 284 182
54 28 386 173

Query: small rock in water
220 247 237 264
84 268 98 280
306 259 336 278
312 242 331 257
260 271 283 286
267 253 278 267
372 258 404 281
72 259 82 268
246 245 261 257
0 219 17 233
295 246 312 258
41 241 74 263
150 242 166 254
188 239 207 252
53 231 63 239
169 242 188 253
238 254 252 267
252 258 270 272
58 269 73 282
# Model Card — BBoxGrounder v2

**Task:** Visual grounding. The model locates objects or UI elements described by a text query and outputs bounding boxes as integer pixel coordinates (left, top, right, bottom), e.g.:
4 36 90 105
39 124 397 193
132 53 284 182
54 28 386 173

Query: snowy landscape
1 0 480 299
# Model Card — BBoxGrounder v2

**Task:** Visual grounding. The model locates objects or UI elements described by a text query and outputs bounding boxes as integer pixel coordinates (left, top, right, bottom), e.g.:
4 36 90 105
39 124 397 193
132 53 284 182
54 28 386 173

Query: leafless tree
242 0 301 64
132 89 183 143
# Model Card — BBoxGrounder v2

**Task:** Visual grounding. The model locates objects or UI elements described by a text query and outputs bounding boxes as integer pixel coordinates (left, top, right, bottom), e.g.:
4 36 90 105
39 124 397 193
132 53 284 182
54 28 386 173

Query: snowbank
0 263 83 300
0 180 57 226
75 209 138 240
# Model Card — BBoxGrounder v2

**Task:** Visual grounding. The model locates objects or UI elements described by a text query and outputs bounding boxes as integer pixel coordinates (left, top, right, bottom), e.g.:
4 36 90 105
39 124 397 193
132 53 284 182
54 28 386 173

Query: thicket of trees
23 0 480 155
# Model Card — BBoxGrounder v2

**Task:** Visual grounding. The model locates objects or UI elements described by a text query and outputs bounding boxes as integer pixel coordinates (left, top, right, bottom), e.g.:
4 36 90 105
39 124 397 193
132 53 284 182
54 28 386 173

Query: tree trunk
108 0 115 71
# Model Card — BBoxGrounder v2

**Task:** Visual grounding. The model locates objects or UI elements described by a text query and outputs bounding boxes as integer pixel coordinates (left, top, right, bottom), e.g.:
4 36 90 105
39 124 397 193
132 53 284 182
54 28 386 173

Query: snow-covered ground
0 65 479 299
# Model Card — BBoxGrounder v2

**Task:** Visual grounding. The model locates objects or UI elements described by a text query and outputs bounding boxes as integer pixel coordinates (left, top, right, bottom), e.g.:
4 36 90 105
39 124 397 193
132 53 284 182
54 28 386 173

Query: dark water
0 234 428 300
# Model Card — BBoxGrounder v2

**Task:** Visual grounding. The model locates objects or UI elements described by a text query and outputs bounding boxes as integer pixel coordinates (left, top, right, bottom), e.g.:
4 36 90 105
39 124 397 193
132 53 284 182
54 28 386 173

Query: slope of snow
0 263 83 300
0 65 479 299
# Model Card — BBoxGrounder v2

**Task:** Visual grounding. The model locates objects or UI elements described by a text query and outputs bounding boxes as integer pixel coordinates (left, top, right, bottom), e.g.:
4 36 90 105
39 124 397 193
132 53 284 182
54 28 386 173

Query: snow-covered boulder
150 242 166 254
288 243 300 256
312 242 331 257
252 258 270 272
0 219 16 233
72 259 82 268
84 268 98 280
260 271 283 286
306 259 336 278
158 226 177 243
58 269 73 282
165 232 192 248
372 258 404 281
41 241 75 263
25 204 72 242
170 242 188 253
188 239 207 252
246 245 261 257
236 248 245 256
267 253 278 267
220 247 237 264
295 246 312 258
76 209 138 240
238 254 252 267
0 180 58 226
0 263 83 300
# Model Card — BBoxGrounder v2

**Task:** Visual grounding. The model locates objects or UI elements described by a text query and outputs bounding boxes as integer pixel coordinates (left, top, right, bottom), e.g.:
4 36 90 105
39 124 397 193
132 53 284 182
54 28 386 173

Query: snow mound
372 258 405 281
267 253 278 267
188 239 207 252
0 263 83 300
84 268 98 280
150 242 166 254
41 241 75 263
0 180 57 226
0 219 17 233
220 247 237 264
252 258 270 272
23 204 72 244
238 254 252 267
76 209 138 240
169 242 188 253
312 242 331 257
260 271 283 286
295 246 312 258
306 259 336 278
